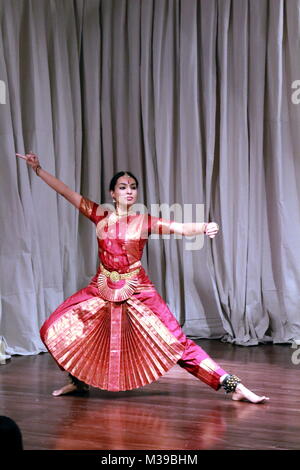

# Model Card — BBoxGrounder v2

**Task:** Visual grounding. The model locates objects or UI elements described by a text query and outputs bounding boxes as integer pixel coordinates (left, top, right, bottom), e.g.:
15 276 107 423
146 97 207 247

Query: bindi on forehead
118 178 136 186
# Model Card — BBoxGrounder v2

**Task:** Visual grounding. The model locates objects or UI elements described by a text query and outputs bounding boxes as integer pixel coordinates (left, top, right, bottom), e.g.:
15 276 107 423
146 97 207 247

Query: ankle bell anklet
221 374 241 393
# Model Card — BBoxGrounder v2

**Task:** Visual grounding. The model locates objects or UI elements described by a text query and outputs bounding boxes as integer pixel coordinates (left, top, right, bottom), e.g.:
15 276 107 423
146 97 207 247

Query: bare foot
232 383 269 404
52 383 89 397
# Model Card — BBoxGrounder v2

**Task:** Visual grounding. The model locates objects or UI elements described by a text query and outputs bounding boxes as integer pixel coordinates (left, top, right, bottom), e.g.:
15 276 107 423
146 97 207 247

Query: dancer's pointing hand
16 151 41 172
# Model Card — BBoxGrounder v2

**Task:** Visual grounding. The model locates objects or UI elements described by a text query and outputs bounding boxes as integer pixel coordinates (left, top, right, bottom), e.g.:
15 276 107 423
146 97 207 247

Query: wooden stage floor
1 339 299 451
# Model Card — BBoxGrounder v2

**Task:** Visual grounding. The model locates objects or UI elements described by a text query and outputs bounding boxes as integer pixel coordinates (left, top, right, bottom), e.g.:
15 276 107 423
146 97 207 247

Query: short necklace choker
115 209 134 217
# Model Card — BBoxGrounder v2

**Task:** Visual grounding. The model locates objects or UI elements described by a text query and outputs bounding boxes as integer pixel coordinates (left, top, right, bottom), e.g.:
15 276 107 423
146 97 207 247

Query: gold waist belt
100 262 141 283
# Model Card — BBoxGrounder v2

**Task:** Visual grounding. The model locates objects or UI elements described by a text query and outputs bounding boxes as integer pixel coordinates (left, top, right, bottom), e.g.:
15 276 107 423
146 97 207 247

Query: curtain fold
0 0 299 356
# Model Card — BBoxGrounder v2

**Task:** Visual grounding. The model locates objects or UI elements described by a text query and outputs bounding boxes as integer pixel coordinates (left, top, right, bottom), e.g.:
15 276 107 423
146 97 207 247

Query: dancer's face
110 175 138 211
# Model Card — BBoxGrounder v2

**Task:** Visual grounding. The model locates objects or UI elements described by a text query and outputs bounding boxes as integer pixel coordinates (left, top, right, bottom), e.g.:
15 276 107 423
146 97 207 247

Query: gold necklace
115 207 135 217
115 211 127 217
108 209 134 225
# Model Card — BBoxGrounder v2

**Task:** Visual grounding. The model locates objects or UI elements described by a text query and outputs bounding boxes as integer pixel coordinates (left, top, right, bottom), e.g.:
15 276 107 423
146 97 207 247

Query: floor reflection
50 391 265 450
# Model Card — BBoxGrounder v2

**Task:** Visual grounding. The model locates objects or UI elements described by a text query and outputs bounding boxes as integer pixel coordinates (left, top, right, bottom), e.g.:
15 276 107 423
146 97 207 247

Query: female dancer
16 151 269 404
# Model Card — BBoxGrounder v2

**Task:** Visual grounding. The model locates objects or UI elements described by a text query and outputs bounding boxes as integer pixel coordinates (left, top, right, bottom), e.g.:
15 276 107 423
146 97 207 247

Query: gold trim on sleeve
79 196 94 219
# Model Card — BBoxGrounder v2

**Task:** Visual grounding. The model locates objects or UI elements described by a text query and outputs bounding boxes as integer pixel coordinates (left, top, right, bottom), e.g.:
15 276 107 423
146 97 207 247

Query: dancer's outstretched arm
181 221 219 238
16 151 82 208
16 151 106 216
149 216 219 239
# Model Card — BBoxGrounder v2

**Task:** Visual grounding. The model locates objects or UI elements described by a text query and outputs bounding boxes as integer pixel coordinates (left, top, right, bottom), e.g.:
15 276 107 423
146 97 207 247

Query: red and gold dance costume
40 197 228 392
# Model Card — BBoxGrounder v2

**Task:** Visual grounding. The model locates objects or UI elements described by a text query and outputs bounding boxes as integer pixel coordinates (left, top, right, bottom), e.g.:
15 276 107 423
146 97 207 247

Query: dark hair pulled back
109 171 139 191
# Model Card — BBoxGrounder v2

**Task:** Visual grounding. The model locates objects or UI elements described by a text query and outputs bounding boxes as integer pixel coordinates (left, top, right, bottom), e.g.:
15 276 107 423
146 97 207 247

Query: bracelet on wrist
35 165 42 176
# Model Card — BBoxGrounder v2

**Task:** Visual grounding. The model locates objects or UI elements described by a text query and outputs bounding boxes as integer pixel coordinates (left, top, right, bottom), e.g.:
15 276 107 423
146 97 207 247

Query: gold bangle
35 165 42 176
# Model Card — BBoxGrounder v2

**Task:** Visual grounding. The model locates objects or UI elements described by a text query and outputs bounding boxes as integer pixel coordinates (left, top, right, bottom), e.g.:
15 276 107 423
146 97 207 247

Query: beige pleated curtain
0 0 300 358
